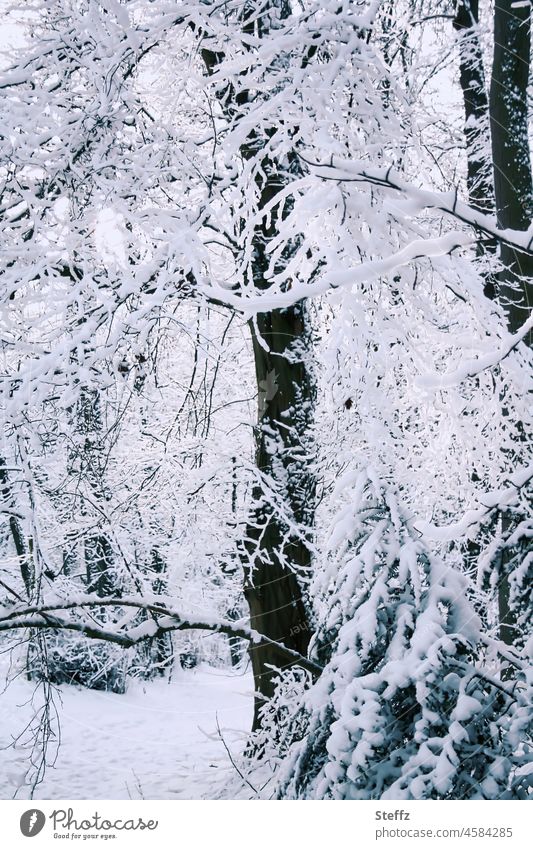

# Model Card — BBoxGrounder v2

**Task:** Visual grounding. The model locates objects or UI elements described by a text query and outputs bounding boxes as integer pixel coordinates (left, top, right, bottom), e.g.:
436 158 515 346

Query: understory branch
0 597 323 677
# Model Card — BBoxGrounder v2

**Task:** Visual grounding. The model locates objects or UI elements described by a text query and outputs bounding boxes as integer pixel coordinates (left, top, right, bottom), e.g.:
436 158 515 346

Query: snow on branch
416 313 533 390
0 596 323 677
207 229 474 314
304 156 533 257
209 152 533 315
415 463 533 542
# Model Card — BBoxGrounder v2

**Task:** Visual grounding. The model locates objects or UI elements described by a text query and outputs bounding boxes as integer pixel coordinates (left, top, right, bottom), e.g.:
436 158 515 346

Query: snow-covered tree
246 470 531 799
0 0 531 800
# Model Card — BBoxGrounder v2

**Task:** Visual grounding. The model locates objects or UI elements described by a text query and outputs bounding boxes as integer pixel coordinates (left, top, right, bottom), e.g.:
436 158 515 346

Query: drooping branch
201 158 533 314
414 462 533 542
416 313 533 390
208 228 474 313
0 597 323 677
301 158 533 257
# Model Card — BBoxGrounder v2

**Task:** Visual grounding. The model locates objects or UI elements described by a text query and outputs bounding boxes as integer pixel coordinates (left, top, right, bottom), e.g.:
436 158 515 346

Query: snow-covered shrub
249 469 531 799
30 632 128 694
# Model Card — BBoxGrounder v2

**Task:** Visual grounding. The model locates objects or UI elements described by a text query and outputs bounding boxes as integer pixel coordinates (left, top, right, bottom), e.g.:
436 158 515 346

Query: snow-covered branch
303 156 533 257
206 230 474 314
416 314 533 390
0 596 323 677
415 463 533 542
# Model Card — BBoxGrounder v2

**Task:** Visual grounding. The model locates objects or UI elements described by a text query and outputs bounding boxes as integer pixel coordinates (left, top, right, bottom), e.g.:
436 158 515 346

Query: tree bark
454 1 494 214
490 0 533 340
489 0 532 661
454 0 497 299
0 457 34 597
201 5 315 728
245 303 314 727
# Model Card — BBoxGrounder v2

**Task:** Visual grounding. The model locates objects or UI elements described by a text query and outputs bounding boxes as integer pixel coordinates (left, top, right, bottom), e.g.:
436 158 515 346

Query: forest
0 0 531 800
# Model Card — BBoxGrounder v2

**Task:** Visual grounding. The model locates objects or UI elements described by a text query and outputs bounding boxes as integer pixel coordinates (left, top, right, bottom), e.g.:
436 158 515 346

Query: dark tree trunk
454 1 494 214
490 0 533 340
454 0 497 574
245 303 314 727
238 91 315 729
0 457 34 597
454 0 497 299
76 388 116 597
489 0 532 661
201 5 315 729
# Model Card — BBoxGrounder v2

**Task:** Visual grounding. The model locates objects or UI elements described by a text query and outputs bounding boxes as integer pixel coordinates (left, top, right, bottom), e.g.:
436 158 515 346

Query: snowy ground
0 664 254 800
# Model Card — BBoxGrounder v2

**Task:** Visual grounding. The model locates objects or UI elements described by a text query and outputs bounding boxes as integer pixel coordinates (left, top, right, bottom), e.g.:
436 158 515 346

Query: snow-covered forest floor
0 664 253 800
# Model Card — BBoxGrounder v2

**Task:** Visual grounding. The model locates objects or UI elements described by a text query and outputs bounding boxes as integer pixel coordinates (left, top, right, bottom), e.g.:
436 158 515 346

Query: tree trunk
0 456 34 597
490 0 533 340
242 112 315 728
76 387 116 597
201 5 315 729
489 0 532 661
454 0 497 298
454 0 497 575
245 303 314 727
454 1 494 214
